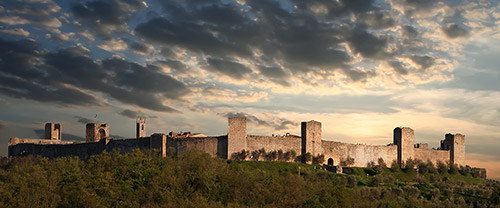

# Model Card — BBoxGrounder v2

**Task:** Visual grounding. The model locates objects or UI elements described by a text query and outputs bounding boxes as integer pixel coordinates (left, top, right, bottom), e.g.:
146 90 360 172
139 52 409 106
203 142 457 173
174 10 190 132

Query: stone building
8 117 466 167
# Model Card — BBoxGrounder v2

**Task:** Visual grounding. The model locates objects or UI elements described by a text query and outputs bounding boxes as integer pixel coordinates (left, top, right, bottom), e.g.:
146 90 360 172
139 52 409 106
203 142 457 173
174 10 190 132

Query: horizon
0 0 499 180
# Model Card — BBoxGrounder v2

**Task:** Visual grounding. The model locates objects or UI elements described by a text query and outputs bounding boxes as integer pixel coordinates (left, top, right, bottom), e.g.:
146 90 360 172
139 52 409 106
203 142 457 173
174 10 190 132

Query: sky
0 0 499 179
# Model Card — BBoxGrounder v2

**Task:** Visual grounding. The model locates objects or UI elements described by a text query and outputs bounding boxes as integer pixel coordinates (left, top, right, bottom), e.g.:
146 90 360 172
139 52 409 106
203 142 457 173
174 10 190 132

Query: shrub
437 161 447 174
459 165 471 176
347 175 357 187
448 162 458 174
372 175 383 186
374 158 387 173
427 160 437 174
417 161 428 174
266 150 278 161
404 158 415 173
277 150 284 161
251 150 260 161
301 152 312 163
390 160 400 172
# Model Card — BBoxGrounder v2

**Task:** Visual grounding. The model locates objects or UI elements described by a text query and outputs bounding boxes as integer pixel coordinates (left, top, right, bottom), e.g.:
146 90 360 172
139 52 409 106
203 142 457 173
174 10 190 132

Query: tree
437 161 447 174
390 160 400 172
312 154 325 164
340 156 355 167
404 158 415 173
417 161 428 174
301 152 312 163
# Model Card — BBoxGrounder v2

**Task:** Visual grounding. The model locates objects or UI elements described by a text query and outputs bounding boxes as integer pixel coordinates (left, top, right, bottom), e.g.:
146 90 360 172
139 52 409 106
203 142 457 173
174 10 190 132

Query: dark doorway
328 158 334 166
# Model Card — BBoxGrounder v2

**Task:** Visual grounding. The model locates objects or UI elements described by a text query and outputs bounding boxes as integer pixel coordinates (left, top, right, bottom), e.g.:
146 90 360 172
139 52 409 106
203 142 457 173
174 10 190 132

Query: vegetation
0 150 498 207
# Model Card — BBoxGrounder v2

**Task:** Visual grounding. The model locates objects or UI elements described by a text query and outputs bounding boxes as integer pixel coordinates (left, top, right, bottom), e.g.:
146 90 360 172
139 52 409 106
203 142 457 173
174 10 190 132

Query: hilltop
0 150 498 207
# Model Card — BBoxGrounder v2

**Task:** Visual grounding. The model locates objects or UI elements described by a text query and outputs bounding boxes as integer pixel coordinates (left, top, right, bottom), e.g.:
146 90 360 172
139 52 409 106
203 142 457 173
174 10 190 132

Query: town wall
8 136 167 159
246 135 301 153
413 147 450 165
7 119 466 168
168 136 227 159
321 141 398 166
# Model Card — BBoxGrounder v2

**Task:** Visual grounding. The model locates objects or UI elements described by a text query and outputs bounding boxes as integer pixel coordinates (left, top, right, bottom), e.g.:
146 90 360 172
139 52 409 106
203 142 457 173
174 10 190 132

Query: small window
141 125 144 130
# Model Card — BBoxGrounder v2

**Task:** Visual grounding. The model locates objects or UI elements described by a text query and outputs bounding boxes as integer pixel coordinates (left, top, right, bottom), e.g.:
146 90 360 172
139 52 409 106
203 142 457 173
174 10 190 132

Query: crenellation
7 117 467 167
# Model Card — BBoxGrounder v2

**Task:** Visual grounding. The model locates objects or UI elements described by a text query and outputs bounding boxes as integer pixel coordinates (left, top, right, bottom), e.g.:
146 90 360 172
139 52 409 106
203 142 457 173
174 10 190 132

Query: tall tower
45 123 61 140
227 117 247 159
301 120 322 158
442 133 465 166
394 127 414 167
136 118 146 138
86 123 109 142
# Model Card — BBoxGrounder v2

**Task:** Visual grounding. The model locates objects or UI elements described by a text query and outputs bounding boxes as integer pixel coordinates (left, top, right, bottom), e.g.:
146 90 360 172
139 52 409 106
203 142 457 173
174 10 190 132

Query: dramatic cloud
130 41 153 55
0 28 29 37
73 116 98 124
0 0 62 28
222 112 298 131
71 0 147 34
97 37 127 51
119 109 157 119
0 38 189 112
442 23 469 39
206 58 252 79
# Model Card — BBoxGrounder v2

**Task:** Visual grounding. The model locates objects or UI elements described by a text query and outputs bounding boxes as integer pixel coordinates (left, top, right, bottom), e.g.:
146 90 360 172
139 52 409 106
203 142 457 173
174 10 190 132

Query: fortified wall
8 118 466 167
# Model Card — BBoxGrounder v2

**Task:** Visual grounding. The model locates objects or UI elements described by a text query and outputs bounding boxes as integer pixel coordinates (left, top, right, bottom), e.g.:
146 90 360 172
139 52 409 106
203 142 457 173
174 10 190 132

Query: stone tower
45 123 61 140
301 120 322 158
441 133 465 166
86 123 109 142
136 118 146 138
227 117 247 159
394 127 414 167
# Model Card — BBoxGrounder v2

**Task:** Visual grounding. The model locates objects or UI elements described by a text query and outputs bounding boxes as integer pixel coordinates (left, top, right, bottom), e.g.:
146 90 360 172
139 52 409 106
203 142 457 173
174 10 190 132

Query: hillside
0 150 498 208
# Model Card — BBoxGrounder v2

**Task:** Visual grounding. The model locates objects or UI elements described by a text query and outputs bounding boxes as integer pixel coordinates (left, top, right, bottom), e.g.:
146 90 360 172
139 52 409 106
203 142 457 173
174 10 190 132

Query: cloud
0 28 30 37
73 116 98 124
442 23 469 39
71 0 147 34
0 38 188 112
206 58 252 79
97 37 128 51
130 41 153 55
119 109 157 119
0 121 6 129
221 112 298 131
0 0 62 28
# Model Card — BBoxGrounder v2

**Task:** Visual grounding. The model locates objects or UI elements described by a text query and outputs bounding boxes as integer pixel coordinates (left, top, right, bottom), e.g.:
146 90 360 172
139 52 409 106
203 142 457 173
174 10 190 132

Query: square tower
394 127 414 167
301 120 322 157
228 117 247 159
136 118 146 138
86 123 109 142
45 123 61 140
443 133 465 166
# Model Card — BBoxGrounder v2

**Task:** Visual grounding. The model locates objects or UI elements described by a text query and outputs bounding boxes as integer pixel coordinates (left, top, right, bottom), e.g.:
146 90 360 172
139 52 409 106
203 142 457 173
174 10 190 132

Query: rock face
8 118 466 168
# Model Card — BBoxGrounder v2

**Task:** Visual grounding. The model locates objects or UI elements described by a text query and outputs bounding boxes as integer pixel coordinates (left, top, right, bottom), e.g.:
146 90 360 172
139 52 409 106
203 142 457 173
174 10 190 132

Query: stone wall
168 136 227 159
246 135 301 153
8 136 167 159
413 148 450 165
321 141 398 167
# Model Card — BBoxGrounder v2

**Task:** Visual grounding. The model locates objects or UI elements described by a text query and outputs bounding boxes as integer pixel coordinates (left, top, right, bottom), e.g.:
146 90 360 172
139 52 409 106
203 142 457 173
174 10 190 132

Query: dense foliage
0 150 498 207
